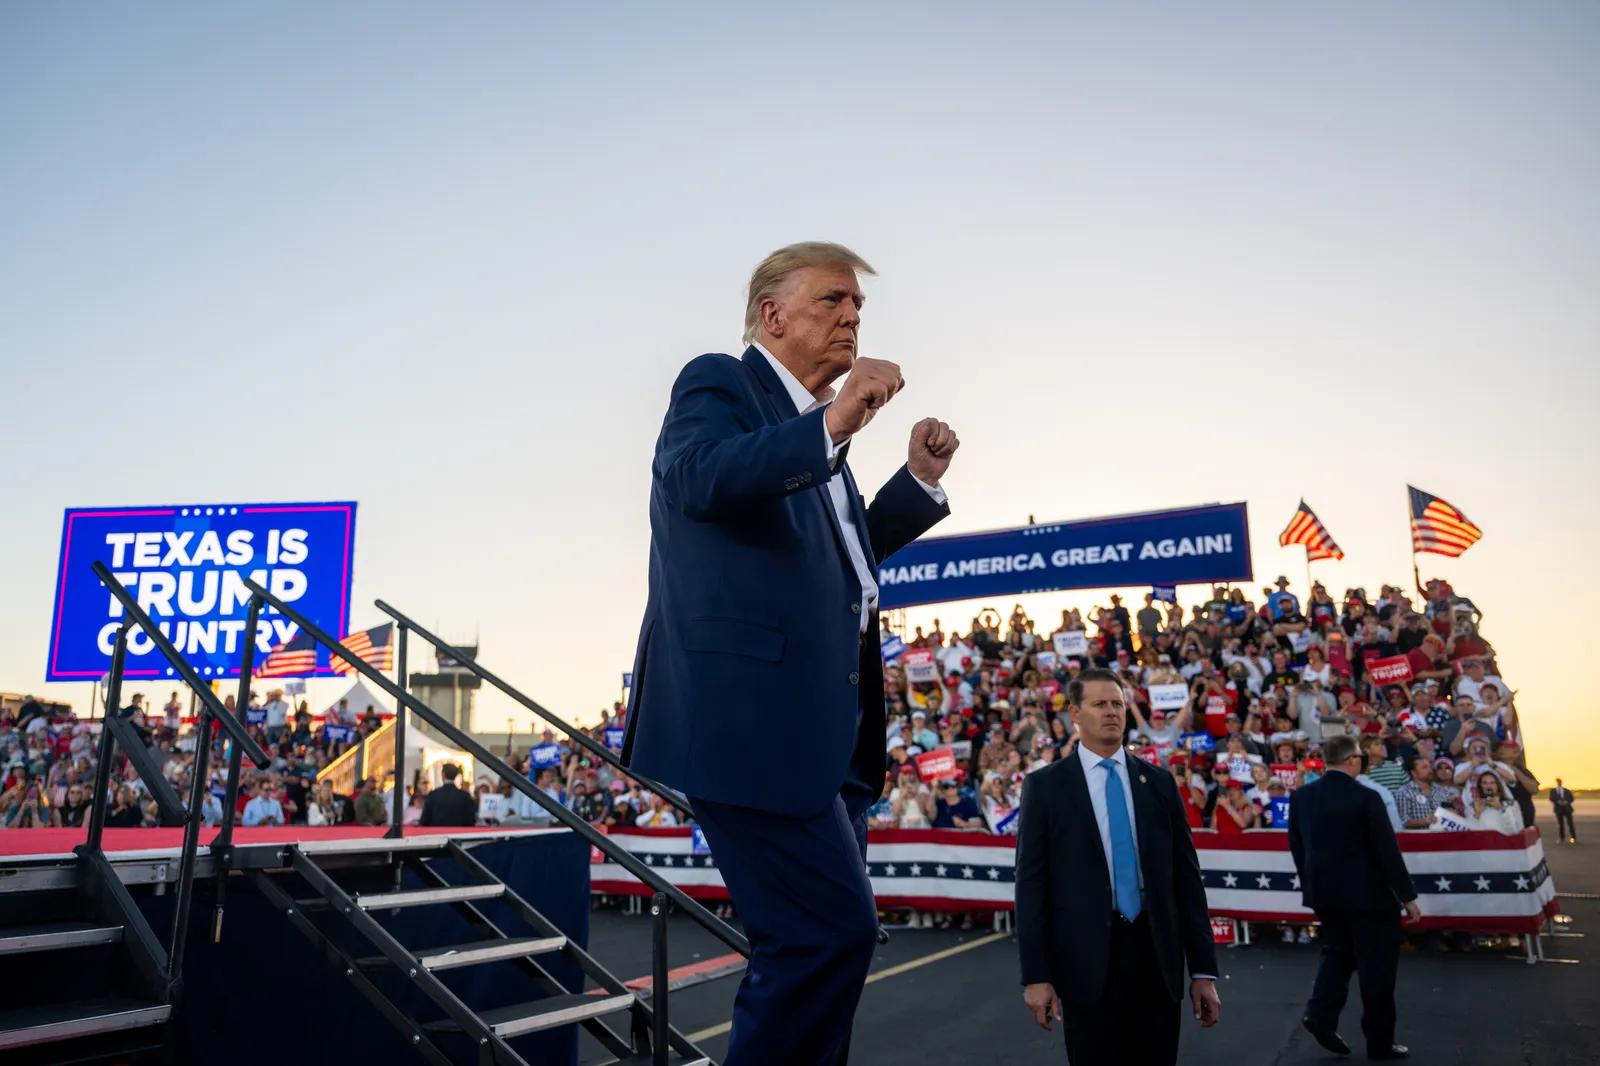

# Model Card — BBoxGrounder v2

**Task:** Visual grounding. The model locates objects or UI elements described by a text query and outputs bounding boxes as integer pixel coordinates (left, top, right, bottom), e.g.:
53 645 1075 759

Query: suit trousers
1306 909 1402 1055
688 787 879 1066
1554 805 1577 840
1059 914 1181 1066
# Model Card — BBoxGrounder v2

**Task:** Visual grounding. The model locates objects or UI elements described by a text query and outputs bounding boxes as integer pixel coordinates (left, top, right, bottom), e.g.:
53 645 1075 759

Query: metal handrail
373 599 692 815
101 711 188 825
242 578 751 959
78 568 272 1010
91 562 273 770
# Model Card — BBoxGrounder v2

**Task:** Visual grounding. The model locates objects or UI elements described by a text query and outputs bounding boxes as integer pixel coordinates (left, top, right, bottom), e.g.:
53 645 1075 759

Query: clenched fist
908 417 959 486
825 357 903 444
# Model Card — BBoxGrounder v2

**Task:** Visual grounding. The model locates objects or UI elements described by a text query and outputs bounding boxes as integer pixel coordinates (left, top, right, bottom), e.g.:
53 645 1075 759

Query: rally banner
1367 655 1415 686
915 749 958 780
875 503 1252 610
591 827 1559 933
47 501 357 682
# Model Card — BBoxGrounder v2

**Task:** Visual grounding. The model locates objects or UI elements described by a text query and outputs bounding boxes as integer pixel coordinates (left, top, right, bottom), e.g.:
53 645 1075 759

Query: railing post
167 681 212 991
211 594 261 942
386 625 408 838
652 892 669 1066
85 622 130 855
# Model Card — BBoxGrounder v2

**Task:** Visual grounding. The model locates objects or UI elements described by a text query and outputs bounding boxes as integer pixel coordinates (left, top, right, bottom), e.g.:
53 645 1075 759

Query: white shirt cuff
913 474 948 506
821 407 845 468
1192 973 1216 981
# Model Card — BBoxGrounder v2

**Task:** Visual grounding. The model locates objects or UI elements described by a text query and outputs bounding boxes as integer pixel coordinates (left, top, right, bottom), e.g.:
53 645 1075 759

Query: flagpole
1406 488 1422 602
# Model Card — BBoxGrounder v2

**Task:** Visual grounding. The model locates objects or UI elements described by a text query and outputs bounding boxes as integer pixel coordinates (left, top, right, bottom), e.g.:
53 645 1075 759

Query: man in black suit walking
1015 668 1221 1065
1549 778 1577 843
418 762 478 828
1289 734 1422 1060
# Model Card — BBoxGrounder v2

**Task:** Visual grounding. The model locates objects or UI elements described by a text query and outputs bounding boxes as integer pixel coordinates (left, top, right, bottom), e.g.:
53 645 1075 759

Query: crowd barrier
591 826 1559 935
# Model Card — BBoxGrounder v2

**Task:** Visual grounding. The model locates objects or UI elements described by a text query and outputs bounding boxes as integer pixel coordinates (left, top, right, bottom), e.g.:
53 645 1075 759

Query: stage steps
254 836 715 1066
0 854 174 1064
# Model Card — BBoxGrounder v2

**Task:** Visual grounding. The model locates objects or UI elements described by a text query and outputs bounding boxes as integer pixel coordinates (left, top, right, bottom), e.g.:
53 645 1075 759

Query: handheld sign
1268 796 1292 828
880 634 907 663
691 827 712 855
1288 630 1313 654
1148 683 1189 712
939 740 972 761
529 743 563 769
1367 656 1414 686
1035 650 1057 671
1180 731 1215 753
1152 584 1178 604
1270 763 1299 790
1210 917 1237 945
323 723 355 745
1053 631 1089 657
915 749 958 781
902 649 938 683
604 727 625 753
477 793 506 823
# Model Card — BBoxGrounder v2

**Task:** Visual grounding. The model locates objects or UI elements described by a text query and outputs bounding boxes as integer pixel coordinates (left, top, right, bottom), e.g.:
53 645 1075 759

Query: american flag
256 632 318 678
1409 486 1482 557
330 623 394 676
1278 500 1344 562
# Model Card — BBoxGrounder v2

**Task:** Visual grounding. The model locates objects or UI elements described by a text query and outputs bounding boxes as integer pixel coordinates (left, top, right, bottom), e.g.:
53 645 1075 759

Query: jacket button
848 671 860 685
783 478 797 490
850 602 861 615
800 471 813 484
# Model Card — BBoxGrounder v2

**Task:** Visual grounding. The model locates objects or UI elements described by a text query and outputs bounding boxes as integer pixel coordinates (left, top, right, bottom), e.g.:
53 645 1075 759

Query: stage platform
3 825 596 1066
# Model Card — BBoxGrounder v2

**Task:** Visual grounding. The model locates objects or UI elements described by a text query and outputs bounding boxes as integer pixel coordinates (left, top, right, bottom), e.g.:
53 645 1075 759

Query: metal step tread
600 1055 712 1066
387 934 568 971
425 991 636 1038
0 922 124 956
0 997 171 1051
355 883 504 910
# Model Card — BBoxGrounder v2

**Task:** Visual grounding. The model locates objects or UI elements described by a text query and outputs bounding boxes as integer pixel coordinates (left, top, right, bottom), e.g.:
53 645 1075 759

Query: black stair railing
239 578 751 967
373 600 693 816
83 563 273 1009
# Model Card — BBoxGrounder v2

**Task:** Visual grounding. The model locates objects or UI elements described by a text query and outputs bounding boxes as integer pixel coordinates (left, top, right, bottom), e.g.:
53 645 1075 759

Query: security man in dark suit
1015 669 1221 1065
1288 733 1422 1060
418 762 477 828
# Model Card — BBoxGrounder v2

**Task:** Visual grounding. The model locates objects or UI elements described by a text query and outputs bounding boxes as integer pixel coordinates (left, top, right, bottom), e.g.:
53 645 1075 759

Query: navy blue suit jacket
621 347 949 818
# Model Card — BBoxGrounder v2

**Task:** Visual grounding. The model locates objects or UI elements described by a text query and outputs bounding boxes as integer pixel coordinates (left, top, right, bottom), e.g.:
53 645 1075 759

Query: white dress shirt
753 344 947 634
1075 741 1215 980
1075 742 1142 891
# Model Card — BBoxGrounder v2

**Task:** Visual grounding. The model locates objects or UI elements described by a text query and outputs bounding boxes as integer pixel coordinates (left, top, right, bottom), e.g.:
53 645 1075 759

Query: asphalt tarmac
579 801 1600 1065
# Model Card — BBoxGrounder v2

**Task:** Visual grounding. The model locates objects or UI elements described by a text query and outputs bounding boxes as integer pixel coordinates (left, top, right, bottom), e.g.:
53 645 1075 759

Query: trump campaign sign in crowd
46 501 358 682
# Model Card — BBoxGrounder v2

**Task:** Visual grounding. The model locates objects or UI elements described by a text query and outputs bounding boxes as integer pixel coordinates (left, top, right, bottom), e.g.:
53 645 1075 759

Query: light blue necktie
1100 758 1142 920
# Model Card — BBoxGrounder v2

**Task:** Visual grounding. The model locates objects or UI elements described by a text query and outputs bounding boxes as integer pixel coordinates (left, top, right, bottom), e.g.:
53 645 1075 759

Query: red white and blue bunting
591 826 1558 934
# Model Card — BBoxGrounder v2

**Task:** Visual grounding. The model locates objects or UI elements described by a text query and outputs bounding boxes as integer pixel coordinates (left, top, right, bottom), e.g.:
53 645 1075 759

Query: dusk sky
3 4 1596 782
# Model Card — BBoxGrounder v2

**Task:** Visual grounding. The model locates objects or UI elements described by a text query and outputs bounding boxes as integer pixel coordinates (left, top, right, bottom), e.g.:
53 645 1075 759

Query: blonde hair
743 241 876 345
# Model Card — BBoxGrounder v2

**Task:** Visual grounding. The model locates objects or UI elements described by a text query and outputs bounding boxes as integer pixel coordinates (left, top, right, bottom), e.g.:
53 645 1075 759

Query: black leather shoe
1302 1018 1351 1055
1369 1045 1409 1060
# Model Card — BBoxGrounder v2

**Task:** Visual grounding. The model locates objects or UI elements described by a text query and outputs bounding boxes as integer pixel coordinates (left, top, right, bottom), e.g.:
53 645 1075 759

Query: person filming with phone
1288 733 1421 1060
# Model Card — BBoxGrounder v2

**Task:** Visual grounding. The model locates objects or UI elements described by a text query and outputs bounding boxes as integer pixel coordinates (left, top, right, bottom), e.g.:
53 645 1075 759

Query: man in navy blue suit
622 241 958 1065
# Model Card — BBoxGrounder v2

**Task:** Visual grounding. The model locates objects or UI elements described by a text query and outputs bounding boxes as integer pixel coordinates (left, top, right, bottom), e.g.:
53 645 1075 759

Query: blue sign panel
876 503 1252 609
46 501 358 683
604 727 626 752
529 743 563 769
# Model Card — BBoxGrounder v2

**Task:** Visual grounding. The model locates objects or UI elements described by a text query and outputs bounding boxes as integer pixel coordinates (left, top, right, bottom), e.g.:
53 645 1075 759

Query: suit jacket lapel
1128 759 1155 868
838 460 876 567
739 346 857 567
1065 754 1112 880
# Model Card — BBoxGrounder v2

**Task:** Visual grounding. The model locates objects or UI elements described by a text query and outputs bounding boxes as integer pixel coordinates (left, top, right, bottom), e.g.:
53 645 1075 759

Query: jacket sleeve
1164 773 1220 979
865 464 950 564
1014 773 1055 986
1364 788 1418 905
1287 791 1306 876
654 355 833 522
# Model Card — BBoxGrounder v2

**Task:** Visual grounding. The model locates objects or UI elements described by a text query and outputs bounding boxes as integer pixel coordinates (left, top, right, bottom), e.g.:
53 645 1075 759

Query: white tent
321 679 392 720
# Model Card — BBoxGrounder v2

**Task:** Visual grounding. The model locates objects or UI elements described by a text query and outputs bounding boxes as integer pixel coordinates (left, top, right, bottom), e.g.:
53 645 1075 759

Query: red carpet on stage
0 824 530 859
